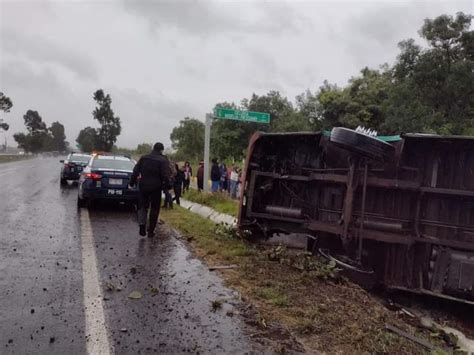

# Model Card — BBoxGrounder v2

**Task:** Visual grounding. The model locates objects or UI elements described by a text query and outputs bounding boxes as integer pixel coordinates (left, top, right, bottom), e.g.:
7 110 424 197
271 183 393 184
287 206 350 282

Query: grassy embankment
182 188 239 216
0 155 32 164
160 206 441 353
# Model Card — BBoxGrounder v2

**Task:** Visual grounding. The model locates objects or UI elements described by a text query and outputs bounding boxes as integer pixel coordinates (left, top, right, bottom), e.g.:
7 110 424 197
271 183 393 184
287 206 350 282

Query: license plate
107 189 123 195
109 178 123 185
70 168 75 172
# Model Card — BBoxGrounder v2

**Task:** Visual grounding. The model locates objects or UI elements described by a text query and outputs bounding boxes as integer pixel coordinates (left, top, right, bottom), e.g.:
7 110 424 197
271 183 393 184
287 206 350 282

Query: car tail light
84 172 102 181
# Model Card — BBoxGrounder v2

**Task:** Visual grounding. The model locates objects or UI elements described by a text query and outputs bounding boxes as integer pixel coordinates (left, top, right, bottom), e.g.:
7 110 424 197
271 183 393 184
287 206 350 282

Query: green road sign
214 107 270 124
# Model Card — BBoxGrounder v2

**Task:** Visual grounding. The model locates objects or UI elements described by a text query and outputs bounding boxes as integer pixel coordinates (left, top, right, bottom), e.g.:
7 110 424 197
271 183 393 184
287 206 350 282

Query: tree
136 143 153 155
308 12 473 135
49 121 67 151
13 133 28 151
390 12 474 134
23 110 48 133
13 110 51 153
311 69 392 133
76 127 99 153
244 91 306 132
170 117 204 160
92 89 121 151
210 101 253 160
0 92 13 131
295 89 321 130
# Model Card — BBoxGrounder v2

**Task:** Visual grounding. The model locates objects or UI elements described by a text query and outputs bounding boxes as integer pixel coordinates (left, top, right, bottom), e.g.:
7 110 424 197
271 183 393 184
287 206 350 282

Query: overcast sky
1 0 472 149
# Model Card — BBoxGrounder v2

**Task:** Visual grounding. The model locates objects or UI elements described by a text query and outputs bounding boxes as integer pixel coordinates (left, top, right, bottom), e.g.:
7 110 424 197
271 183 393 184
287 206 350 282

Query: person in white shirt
229 166 239 199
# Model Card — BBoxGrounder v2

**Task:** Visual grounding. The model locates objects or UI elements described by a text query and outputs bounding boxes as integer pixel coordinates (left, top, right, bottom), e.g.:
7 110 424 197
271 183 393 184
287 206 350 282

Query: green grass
255 287 290 307
161 206 253 262
0 155 32 163
160 206 438 354
182 188 239 216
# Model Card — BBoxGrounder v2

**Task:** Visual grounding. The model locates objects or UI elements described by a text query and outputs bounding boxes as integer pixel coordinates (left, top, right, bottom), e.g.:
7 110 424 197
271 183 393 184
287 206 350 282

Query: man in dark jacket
173 163 184 205
130 142 169 237
197 161 204 191
210 158 220 192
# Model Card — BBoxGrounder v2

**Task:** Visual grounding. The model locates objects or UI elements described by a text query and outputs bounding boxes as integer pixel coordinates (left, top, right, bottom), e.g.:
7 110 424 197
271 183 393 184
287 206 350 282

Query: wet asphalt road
0 157 255 354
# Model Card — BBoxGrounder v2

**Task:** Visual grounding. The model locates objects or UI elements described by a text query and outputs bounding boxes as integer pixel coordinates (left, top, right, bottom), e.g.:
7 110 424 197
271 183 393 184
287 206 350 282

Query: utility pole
203 113 212 192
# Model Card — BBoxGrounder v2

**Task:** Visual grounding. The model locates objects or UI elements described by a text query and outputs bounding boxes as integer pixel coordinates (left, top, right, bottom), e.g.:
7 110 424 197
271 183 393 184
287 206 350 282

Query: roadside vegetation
168 13 474 163
0 92 13 131
161 206 444 353
13 111 68 153
1 92 69 154
76 89 121 153
182 189 239 216
0 155 32 164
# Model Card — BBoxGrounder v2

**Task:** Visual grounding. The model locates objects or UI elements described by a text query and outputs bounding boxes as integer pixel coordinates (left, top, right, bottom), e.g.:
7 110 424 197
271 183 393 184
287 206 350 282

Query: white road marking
80 208 112 355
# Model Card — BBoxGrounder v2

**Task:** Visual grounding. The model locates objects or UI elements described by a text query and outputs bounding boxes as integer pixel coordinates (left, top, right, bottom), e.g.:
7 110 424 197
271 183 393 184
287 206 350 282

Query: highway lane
0 157 256 354
0 157 86 353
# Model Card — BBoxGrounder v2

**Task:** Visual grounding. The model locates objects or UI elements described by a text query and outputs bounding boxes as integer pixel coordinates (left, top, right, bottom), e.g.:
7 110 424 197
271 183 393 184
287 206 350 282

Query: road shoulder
160 206 445 354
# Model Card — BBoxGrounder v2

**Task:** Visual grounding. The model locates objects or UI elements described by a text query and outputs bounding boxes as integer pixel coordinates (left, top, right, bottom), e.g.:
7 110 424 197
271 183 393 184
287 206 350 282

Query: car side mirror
59 160 64 163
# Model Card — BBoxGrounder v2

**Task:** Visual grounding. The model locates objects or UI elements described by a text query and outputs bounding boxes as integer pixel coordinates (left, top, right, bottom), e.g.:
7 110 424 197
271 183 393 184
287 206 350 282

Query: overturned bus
238 128 474 304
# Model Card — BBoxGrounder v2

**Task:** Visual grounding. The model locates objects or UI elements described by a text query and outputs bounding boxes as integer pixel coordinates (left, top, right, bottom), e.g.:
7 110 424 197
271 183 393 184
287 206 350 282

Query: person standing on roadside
219 162 228 192
130 142 169 238
230 166 239 199
182 161 192 193
197 160 204 191
173 163 184 205
163 160 176 209
211 158 220 193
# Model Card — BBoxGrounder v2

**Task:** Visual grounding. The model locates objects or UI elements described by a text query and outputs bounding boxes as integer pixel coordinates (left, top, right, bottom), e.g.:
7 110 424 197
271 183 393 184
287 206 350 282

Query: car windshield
92 157 135 171
70 155 91 163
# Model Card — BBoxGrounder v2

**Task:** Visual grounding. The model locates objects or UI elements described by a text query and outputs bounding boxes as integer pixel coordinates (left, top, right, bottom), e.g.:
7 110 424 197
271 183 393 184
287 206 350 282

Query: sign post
203 113 212 192
203 108 270 192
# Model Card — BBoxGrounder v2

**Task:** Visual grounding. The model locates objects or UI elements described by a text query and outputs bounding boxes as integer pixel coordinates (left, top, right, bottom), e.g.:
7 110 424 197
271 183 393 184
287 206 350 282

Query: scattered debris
385 324 437 351
400 308 415 318
149 286 159 296
49 337 55 344
105 282 121 292
266 245 341 280
130 266 137 275
128 291 143 300
267 245 287 262
209 265 238 271
214 222 247 239
211 299 222 312
419 316 474 353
